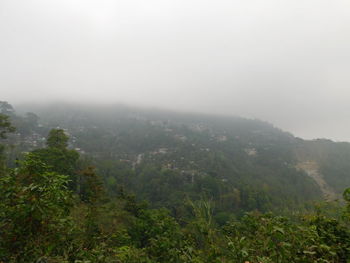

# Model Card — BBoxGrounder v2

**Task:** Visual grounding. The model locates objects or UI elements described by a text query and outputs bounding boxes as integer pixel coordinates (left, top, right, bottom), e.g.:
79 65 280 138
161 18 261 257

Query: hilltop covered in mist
5 102 350 214
2 101 350 262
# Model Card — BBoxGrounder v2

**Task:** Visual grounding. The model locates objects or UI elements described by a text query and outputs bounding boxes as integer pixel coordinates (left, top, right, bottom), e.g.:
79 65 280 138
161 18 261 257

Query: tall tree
0 113 15 139
0 113 15 175
80 166 105 204
32 129 79 191
46 129 69 149
0 101 15 116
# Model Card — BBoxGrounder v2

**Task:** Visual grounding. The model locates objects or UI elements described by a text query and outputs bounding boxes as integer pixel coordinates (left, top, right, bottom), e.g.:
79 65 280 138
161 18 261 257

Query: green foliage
0 113 15 139
344 188 350 202
0 113 15 176
0 153 73 261
344 188 350 223
222 212 350 262
1 152 350 262
1 103 350 262
80 166 105 204
32 129 79 190
129 208 186 262
33 146 79 175
47 129 69 149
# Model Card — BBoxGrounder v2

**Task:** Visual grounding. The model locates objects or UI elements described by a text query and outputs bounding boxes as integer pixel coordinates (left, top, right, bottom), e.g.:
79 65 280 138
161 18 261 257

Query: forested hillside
1 101 350 262
13 103 350 205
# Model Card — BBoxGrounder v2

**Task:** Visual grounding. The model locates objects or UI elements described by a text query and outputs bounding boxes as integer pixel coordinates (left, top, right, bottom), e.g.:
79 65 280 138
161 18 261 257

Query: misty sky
1 0 350 141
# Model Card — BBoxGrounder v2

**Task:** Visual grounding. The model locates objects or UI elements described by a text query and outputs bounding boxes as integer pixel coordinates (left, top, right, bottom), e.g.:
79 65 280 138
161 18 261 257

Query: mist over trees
0 101 349 262
1 0 350 261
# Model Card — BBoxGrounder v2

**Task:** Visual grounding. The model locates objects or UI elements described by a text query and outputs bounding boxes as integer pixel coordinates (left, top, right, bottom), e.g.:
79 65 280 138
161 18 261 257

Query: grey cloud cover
1 0 350 140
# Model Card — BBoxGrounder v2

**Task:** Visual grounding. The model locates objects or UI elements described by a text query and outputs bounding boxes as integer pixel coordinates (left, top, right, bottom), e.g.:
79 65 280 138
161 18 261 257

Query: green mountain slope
8 103 349 215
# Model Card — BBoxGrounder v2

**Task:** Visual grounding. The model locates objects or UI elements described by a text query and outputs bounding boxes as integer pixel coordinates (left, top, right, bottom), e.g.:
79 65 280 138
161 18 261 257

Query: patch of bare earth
296 161 337 201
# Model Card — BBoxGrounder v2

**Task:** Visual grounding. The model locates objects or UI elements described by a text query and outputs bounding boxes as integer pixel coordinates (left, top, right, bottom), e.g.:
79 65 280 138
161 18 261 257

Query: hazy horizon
7 100 348 143
2 0 350 141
